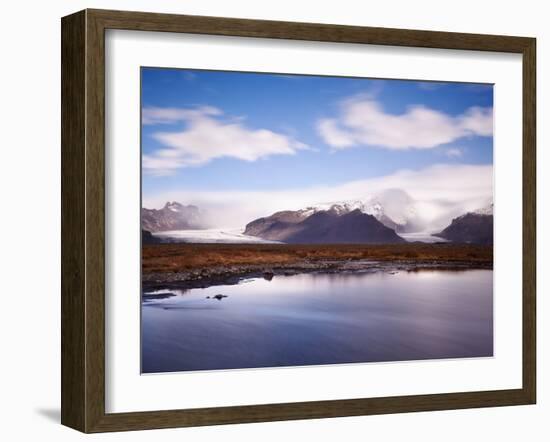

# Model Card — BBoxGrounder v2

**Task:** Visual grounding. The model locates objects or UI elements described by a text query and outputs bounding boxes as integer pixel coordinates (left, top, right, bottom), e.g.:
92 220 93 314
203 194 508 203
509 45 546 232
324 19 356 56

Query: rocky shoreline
142 258 492 293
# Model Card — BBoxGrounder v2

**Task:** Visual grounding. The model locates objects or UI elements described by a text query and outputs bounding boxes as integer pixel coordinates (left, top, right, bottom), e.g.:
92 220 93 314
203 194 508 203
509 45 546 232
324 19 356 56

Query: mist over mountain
361 189 422 232
142 163 493 234
142 202 206 232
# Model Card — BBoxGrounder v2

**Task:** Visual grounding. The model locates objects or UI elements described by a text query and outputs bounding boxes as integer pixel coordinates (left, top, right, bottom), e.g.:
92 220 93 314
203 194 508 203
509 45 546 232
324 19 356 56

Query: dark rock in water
212 294 228 301
263 271 274 281
206 296 210 299
142 292 175 300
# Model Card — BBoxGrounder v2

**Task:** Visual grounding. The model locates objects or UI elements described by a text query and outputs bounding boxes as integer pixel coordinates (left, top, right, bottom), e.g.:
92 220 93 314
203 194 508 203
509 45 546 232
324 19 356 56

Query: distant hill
141 202 205 232
244 206 405 244
142 229 161 244
433 204 493 245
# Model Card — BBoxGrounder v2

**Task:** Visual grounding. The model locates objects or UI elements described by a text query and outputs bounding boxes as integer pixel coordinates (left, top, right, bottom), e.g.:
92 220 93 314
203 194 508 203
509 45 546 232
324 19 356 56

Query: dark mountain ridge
142 229 161 244
433 206 493 245
245 207 404 244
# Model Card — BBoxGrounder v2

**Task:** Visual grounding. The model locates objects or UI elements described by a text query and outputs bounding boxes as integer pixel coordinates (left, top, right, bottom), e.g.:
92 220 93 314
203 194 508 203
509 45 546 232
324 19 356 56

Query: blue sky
141 67 493 229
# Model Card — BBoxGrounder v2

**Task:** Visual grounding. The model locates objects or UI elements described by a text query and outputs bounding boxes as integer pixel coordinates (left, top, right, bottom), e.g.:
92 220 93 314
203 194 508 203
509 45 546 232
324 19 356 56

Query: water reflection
142 270 493 373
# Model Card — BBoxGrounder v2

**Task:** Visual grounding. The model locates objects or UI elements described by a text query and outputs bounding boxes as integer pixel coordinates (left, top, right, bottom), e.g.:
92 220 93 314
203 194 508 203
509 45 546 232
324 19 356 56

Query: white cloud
318 96 493 150
143 163 493 231
142 106 308 175
458 106 493 136
142 105 223 125
317 119 356 148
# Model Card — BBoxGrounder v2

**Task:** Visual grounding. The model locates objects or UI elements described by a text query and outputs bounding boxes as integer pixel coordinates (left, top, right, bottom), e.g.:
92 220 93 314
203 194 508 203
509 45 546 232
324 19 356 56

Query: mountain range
142 202 205 232
142 199 493 245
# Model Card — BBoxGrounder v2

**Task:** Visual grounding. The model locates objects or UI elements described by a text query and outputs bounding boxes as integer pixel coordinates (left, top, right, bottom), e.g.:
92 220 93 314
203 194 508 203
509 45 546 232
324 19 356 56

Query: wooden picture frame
61 8 536 433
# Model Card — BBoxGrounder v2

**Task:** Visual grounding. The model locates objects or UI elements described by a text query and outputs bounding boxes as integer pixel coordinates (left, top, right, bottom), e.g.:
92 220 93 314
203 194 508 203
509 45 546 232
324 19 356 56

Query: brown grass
142 243 493 274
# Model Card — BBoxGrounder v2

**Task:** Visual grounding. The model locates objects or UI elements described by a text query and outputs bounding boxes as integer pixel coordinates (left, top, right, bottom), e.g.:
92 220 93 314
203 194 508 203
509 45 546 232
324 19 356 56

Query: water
142 270 493 373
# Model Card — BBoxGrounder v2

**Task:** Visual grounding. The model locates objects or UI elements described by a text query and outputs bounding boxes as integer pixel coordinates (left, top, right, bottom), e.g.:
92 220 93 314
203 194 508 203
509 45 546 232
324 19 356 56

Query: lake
141 269 493 373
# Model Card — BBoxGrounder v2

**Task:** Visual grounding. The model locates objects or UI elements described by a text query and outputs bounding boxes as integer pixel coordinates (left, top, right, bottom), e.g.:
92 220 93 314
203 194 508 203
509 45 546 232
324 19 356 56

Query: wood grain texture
61 10 86 432
84 9 107 433
89 8 533 52
522 38 537 403
61 8 537 433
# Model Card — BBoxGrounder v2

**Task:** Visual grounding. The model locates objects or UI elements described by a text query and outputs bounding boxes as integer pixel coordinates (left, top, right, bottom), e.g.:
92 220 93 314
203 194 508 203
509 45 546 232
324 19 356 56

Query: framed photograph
61 9 536 433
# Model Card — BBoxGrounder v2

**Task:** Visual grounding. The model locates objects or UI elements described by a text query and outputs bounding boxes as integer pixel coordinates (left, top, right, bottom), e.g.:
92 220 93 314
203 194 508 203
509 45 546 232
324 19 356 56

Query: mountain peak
143 202 204 232
473 203 493 216
164 201 181 211
296 192 419 233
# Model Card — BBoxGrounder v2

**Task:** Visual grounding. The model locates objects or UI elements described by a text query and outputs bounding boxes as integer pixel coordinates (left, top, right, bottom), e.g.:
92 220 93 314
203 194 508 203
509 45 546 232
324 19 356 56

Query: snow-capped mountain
165 202 184 213
142 201 206 232
288 190 421 233
298 200 373 217
473 203 494 216
244 203 405 245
